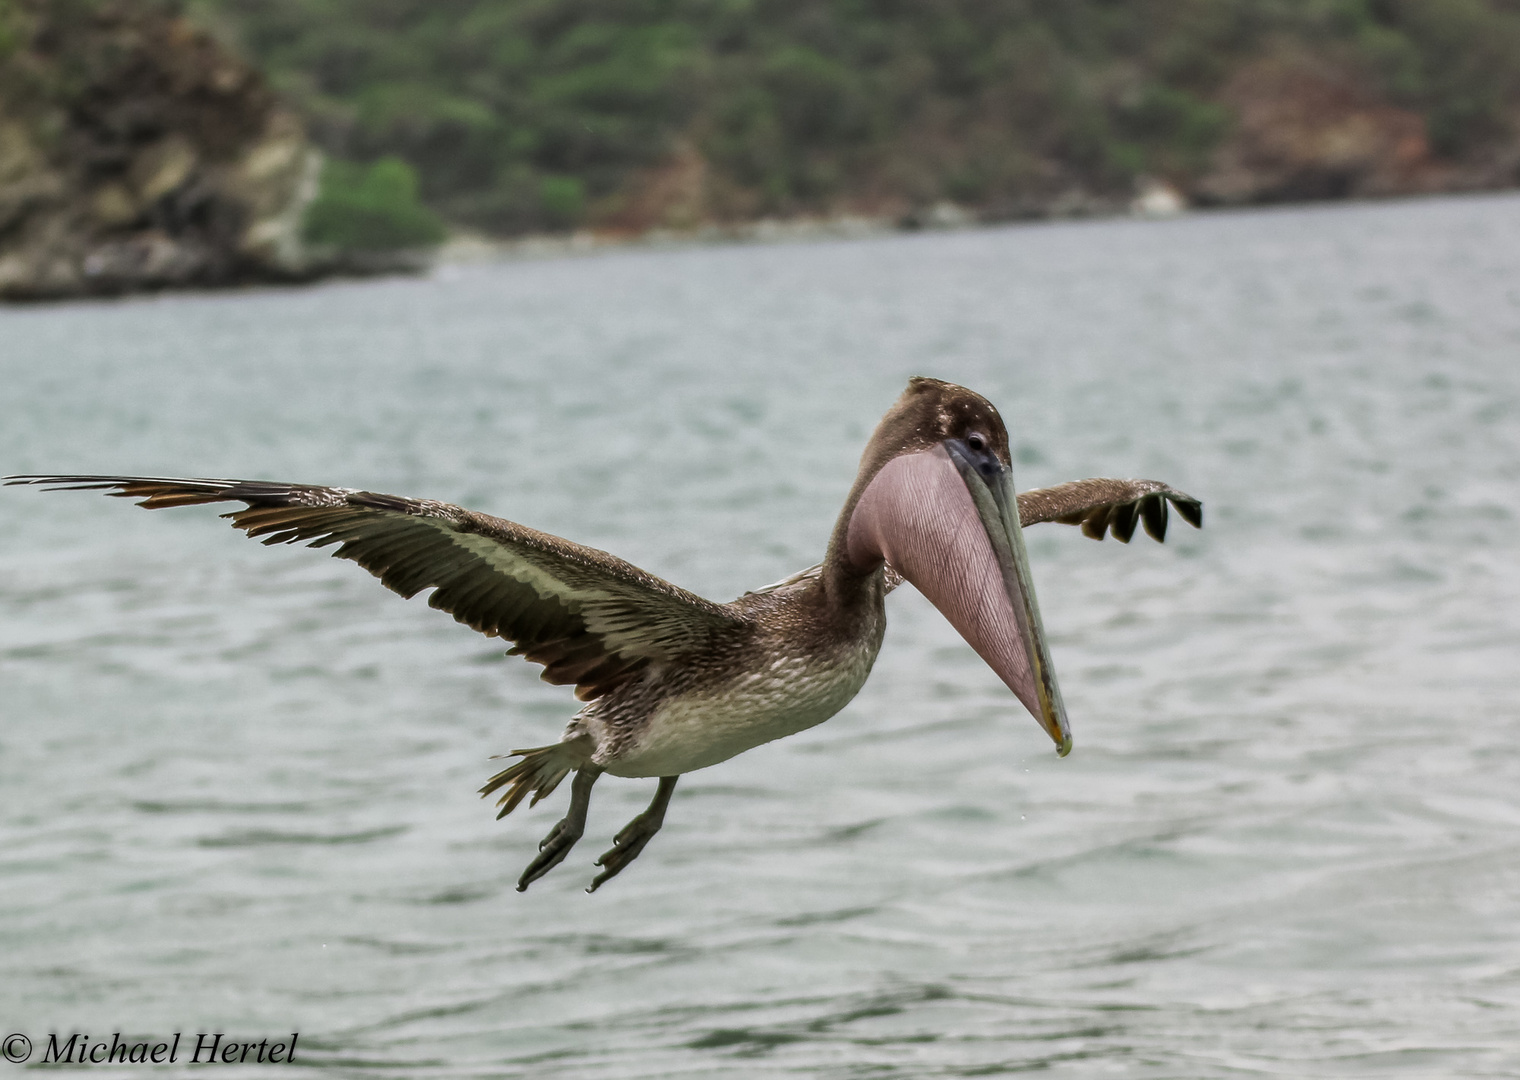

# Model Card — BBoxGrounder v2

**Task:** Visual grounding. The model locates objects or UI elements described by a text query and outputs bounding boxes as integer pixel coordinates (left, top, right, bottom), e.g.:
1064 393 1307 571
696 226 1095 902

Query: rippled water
3 194 1520 1078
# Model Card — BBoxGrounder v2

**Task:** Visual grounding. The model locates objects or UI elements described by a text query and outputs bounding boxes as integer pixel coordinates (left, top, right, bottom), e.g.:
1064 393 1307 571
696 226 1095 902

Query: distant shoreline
432 185 1517 266
8 188 1518 305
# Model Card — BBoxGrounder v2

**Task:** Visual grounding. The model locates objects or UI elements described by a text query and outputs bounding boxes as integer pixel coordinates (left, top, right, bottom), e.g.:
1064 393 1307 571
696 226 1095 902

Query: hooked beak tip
1054 731 1072 758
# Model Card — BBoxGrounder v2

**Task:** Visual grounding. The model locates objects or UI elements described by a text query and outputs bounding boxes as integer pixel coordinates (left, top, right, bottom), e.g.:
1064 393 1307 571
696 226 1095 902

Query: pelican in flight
7 378 1199 892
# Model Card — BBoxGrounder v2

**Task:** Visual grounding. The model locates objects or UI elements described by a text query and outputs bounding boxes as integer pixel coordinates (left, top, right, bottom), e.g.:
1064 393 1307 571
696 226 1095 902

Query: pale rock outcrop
0 0 325 300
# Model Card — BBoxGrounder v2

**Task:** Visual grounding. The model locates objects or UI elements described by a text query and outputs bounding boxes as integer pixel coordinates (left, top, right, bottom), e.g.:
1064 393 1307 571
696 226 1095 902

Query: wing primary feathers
5 473 746 701
1171 495 1203 529
1141 495 1169 542
1110 500 1139 543
1080 505 1111 541
1018 478 1202 545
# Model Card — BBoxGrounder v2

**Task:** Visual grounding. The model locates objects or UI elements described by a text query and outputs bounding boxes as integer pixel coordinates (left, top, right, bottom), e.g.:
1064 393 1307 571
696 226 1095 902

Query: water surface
3 194 1520 1077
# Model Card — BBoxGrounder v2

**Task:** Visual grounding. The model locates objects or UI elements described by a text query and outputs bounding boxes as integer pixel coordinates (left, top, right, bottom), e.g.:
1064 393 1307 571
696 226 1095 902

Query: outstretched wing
1016 478 1203 543
5 475 747 700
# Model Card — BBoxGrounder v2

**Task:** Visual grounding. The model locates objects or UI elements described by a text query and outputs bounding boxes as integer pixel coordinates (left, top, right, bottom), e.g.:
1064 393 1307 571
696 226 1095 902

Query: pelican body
7 378 1200 891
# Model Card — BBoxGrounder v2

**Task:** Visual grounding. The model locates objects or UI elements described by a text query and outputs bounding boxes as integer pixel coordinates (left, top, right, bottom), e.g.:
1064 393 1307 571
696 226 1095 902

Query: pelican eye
967 433 986 451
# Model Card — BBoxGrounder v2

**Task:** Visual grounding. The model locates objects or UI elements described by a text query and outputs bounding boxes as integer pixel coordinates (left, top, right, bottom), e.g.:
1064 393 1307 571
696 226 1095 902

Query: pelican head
831 377 1071 755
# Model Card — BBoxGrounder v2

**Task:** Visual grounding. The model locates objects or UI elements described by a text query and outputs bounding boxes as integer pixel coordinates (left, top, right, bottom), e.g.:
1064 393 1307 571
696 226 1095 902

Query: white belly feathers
596 639 880 778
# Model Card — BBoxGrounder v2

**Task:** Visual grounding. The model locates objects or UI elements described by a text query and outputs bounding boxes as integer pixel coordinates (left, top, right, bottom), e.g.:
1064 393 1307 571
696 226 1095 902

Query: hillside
188 0 1520 235
0 0 329 297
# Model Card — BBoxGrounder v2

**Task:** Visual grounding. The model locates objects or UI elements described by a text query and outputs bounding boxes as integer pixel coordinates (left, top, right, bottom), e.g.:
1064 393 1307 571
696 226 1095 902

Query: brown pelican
6 378 1199 892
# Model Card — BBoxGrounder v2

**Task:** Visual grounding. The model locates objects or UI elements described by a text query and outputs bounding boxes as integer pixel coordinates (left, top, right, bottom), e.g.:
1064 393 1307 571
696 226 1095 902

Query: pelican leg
588 775 678 893
517 766 601 892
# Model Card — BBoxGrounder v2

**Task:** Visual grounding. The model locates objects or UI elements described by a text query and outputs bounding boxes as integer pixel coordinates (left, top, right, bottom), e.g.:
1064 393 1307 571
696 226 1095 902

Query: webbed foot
588 775 677 892
516 767 599 892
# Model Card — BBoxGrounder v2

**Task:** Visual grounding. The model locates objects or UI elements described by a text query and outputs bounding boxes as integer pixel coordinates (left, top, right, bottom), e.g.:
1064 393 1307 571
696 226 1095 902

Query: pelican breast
592 585 887 778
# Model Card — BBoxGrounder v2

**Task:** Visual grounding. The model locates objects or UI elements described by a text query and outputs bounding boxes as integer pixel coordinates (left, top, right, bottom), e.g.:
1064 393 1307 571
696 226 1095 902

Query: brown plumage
1017 478 1203 541
6 377 1202 892
10 475 743 703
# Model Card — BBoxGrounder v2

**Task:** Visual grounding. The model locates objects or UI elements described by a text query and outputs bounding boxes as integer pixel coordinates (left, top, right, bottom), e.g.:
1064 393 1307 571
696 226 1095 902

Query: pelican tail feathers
480 735 594 819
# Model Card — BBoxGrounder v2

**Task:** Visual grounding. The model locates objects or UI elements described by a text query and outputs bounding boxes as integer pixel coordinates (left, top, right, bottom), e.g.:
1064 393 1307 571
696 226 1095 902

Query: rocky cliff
0 0 321 300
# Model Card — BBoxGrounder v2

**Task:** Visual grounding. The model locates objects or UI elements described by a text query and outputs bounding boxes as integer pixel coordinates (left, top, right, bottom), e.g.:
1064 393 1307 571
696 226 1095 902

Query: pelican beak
846 441 1072 755
943 440 1071 756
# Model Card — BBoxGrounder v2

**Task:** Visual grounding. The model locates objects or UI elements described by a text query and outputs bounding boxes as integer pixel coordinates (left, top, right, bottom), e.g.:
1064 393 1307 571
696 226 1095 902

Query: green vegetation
0 1 20 60
186 0 1520 233
302 155 446 249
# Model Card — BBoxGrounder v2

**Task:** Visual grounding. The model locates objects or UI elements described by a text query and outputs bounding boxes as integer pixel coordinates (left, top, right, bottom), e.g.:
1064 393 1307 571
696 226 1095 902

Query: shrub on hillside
302 156 445 251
